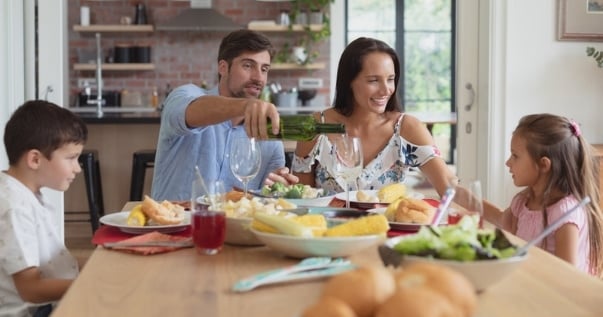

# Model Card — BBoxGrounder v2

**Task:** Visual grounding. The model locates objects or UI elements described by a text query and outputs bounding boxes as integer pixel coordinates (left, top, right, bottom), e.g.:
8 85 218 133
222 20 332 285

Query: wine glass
332 136 363 208
229 137 262 196
450 179 483 227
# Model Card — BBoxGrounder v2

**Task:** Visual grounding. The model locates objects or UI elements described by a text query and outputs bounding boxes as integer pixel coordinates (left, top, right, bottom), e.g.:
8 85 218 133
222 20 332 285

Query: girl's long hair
514 114 603 277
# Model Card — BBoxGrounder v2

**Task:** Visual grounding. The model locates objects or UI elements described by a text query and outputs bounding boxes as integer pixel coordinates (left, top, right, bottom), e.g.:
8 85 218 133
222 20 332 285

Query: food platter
334 190 424 209
284 195 335 207
368 205 444 232
100 211 191 234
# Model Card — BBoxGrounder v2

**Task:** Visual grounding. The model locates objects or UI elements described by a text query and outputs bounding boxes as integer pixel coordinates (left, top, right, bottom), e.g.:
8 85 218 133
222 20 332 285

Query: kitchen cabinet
72 24 155 71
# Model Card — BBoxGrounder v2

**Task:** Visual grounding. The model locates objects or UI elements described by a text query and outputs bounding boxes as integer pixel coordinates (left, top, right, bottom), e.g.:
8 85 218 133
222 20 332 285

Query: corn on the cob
377 183 407 203
384 197 404 221
253 212 314 238
324 214 390 237
127 204 147 227
293 214 327 237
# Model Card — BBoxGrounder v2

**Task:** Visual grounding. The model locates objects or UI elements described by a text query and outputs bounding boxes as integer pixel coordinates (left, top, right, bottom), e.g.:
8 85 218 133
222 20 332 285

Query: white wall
489 0 603 206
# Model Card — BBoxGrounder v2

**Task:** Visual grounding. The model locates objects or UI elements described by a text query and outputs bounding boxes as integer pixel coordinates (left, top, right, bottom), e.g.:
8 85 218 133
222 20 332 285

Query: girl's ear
539 156 552 173
25 149 43 170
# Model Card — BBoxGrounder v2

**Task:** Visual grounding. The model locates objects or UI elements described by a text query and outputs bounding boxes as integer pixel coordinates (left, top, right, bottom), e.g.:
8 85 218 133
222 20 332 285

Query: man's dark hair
4 100 88 165
217 29 275 77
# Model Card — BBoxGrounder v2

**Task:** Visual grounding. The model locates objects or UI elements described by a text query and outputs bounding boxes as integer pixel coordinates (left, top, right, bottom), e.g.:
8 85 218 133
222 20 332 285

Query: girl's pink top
511 193 590 274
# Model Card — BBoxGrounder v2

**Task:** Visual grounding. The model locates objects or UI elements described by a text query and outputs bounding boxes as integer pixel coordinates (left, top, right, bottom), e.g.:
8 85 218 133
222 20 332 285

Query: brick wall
68 0 330 107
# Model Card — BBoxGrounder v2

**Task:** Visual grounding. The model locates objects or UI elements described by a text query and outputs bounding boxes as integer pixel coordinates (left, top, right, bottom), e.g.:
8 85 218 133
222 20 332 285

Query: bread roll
393 198 435 224
394 262 477 317
375 286 459 317
141 195 185 225
301 296 357 317
321 266 395 317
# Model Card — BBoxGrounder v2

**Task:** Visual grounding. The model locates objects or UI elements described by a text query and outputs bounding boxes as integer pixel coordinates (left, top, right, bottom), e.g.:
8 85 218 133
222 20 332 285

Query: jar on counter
278 10 290 25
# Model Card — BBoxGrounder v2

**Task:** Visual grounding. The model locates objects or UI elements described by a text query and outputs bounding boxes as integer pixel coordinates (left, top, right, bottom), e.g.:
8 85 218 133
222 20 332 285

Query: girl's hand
265 167 299 186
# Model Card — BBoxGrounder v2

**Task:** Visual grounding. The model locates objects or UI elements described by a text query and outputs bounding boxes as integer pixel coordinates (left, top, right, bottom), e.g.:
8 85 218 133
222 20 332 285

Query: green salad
393 215 517 261
261 183 324 199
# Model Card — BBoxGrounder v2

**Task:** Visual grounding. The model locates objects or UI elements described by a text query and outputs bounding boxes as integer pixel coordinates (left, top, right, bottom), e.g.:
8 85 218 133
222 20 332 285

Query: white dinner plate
334 190 424 209
100 211 191 234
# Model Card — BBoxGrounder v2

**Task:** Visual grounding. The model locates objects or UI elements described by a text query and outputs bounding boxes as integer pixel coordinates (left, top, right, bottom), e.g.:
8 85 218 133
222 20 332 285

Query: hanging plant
586 47 603 68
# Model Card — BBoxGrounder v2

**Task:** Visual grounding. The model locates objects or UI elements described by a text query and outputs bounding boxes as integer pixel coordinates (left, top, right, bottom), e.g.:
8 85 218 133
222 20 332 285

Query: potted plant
277 0 334 65
586 47 603 68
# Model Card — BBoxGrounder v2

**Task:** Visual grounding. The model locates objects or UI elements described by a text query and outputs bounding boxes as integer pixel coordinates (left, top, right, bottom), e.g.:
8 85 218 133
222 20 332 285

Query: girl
502 114 603 276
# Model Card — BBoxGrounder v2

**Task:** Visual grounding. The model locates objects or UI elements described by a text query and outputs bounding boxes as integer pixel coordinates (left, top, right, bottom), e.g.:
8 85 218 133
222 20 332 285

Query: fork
232 257 353 292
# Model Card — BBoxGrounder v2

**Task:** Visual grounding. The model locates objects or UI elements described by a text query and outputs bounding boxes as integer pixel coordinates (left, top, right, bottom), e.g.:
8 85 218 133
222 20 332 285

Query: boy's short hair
4 100 88 165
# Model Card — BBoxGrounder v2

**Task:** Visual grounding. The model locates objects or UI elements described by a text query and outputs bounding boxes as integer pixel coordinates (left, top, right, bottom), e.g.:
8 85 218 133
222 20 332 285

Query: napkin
101 231 193 255
92 225 192 255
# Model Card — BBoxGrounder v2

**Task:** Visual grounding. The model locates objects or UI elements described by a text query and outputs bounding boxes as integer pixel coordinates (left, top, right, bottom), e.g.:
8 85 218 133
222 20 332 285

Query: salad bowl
378 216 528 291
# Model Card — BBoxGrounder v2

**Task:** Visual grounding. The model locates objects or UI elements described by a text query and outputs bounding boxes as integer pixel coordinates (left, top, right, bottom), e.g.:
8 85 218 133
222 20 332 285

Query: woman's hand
265 167 299 186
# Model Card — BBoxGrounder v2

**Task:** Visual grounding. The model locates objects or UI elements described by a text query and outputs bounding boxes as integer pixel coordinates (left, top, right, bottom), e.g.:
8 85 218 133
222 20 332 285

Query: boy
0 100 87 316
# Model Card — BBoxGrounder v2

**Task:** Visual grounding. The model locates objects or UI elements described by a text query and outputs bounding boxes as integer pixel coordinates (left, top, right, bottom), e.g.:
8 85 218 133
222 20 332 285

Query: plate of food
368 197 440 231
100 211 191 234
100 196 191 234
334 187 424 210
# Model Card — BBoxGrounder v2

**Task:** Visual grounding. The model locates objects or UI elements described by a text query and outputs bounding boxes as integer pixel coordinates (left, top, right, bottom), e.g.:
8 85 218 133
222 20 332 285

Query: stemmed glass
332 136 363 208
229 137 262 196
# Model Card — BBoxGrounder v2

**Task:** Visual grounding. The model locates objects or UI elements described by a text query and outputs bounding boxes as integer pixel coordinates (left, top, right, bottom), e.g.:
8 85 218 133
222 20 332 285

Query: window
346 0 456 163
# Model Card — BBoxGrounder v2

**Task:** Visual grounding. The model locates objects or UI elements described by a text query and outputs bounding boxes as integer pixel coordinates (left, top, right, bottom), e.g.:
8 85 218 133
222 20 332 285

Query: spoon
513 196 591 256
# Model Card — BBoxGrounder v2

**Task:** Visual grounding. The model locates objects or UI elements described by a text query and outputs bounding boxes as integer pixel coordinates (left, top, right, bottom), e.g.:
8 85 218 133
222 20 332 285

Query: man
151 29 297 201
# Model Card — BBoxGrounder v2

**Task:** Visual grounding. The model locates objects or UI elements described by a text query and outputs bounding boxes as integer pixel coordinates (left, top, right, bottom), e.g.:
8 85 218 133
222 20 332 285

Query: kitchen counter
68 107 161 124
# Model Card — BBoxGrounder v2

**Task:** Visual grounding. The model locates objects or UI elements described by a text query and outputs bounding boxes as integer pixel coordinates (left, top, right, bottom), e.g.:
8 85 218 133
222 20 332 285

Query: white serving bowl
380 236 528 292
225 217 263 246
285 195 335 207
251 229 385 258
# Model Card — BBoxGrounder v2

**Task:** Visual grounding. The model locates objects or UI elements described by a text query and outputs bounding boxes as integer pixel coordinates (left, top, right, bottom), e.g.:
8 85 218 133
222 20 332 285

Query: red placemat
92 225 192 245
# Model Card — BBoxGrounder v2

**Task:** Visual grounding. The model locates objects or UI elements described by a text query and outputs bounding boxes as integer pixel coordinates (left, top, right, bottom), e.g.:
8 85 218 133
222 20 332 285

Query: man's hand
264 167 299 186
244 99 280 139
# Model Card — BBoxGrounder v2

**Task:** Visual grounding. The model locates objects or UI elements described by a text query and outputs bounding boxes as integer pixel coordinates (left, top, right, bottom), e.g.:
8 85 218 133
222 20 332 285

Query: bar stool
130 149 156 201
65 150 105 233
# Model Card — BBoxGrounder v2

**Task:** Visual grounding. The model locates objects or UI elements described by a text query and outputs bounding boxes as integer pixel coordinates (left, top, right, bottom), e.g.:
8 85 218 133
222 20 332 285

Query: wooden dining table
52 202 603 317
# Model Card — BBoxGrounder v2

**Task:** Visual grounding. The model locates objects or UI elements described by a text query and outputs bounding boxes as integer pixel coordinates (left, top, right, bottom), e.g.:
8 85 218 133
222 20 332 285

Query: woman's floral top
291 113 440 193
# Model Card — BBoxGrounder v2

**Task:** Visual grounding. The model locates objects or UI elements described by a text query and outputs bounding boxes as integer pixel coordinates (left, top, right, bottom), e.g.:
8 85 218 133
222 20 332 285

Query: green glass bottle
267 115 346 141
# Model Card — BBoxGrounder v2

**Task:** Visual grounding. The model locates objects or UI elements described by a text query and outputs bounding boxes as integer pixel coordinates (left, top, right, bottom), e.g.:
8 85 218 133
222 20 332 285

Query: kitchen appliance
78 90 120 107
156 0 240 31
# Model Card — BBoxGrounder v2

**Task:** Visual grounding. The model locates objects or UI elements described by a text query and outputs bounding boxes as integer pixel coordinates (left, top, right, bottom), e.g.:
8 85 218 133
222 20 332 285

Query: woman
291 37 455 197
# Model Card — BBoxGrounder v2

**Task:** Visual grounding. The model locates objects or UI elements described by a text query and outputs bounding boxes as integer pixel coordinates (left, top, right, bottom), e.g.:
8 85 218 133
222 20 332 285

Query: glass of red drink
191 179 226 255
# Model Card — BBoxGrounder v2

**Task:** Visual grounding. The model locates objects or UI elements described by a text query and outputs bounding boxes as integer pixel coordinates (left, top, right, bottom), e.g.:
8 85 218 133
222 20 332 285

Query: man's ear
25 149 43 170
218 59 229 79
539 156 551 173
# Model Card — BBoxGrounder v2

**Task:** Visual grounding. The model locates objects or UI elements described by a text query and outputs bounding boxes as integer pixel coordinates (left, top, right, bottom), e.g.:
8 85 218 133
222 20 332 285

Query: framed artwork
557 0 603 41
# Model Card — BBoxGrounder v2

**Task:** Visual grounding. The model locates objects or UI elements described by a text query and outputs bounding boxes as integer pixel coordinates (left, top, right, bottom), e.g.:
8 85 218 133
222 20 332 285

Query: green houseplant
274 0 334 65
586 47 603 68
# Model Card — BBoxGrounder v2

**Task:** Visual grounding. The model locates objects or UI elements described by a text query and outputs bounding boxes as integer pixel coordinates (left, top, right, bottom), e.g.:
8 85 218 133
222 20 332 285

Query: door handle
464 83 475 111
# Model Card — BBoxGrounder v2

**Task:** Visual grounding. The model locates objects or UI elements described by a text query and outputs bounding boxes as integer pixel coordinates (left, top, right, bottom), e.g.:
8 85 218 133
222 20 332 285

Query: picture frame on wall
557 0 603 41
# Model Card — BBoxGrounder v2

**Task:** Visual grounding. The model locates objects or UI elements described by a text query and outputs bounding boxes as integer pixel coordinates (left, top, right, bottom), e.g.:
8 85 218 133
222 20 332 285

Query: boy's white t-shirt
0 172 79 317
